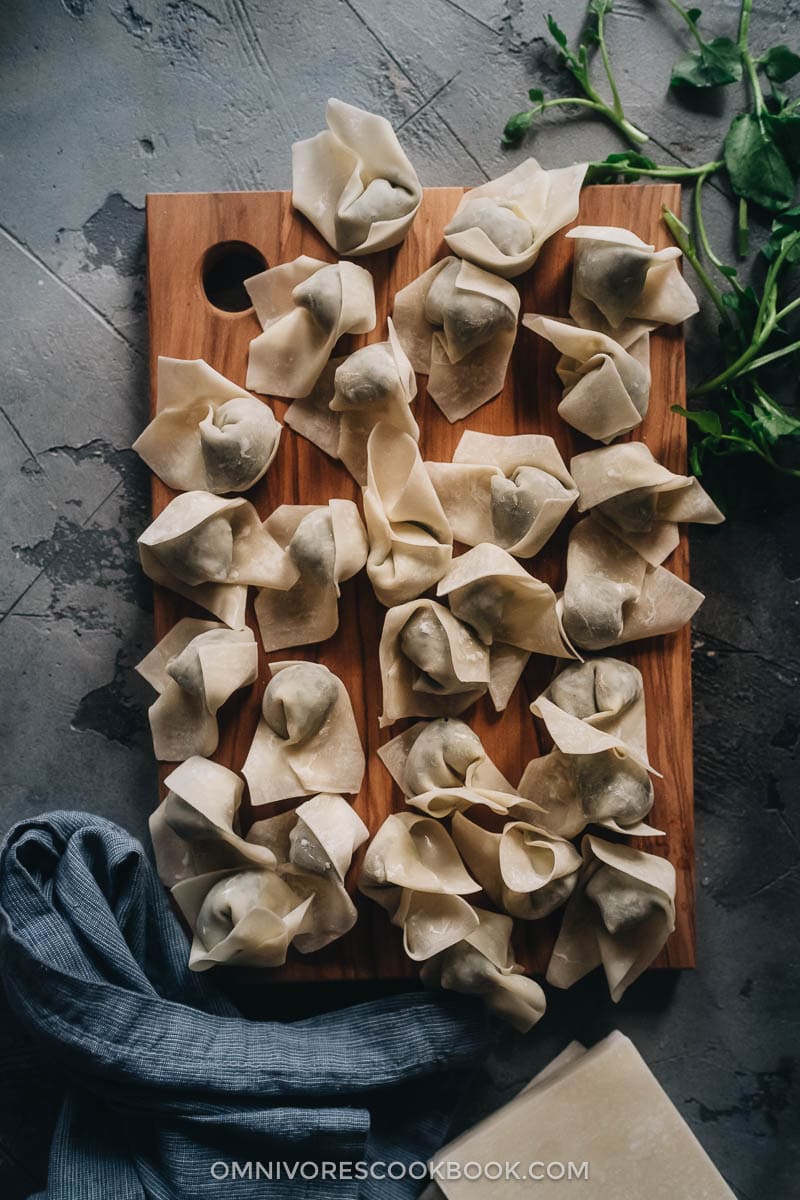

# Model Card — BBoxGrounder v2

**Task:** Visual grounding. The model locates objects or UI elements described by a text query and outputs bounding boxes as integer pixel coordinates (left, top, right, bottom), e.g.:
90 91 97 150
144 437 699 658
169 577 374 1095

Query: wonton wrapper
292 98 422 256
393 256 520 422
136 618 258 761
149 756 276 889
243 660 365 806
420 906 547 1032
426 430 577 558
451 812 582 920
523 315 651 443
249 792 368 882
138 491 298 629
562 515 704 651
571 442 724 566
363 423 453 606
254 499 367 651
378 717 514 798
245 256 376 399
133 357 281 494
546 835 676 1002
444 158 587 278
284 319 418 485
567 225 698 337
438 543 577 711
379 599 491 726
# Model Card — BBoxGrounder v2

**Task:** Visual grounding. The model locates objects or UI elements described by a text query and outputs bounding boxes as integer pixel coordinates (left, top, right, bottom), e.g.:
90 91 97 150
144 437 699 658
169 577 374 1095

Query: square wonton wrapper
567 224 698 337
254 499 368 651
248 793 368 883
133 357 281 495
363 423 453 607
244 255 376 399
546 835 676 1002
378 718 515 798
138 491 299 629
437 543 577 712
444 158 587 279
523 314 651 443
393 256 520 422
379 599 491 727
292 98 422 256
570 441 724 566
136 618 258 761
561 515 704 651
284 319 418 485
243 660 365 806
426 430 577 558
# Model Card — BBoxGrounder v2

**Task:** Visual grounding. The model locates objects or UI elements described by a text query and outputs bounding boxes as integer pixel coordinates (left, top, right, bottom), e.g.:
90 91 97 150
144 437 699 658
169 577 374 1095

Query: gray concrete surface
1 2 798 1197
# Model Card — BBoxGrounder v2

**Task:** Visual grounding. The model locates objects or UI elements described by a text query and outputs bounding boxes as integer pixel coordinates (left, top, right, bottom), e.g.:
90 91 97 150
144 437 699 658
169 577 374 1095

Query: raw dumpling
292 98 422 255
136 618 258 761
244 256 376 399
138 491 298 629
249 792 368 882
363 423 453 606
243 660 365 806
393 256 520 421
570 442 724 566
451 812 582 920
149 756 277 889
568 225 698 336
444 158 587 278
437 543 577 711
523 315 650 443
359 811 481 961
379 599 491 726
562 515 704 651
546 835 676 1002
420 906 547 1032
133 357 281 494
254 499 368 651
284 319 418 484
378 717 514 798
426 430 577 557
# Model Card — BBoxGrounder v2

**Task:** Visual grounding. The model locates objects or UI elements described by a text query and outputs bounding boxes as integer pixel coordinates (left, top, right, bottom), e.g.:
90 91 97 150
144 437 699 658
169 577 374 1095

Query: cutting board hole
202 241 266 312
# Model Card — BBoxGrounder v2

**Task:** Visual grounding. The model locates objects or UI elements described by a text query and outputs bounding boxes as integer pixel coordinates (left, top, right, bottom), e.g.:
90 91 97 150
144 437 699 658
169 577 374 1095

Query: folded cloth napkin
0 811 486 1200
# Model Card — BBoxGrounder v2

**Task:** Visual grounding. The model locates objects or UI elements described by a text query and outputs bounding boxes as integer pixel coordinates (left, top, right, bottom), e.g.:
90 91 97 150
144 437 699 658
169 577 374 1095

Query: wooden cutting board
145 183 695 980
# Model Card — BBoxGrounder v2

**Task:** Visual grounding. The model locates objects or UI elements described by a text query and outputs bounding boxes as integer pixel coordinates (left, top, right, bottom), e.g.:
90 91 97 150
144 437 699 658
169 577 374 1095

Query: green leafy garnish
668 3 742 89
724 113 796 210
760 44 800 84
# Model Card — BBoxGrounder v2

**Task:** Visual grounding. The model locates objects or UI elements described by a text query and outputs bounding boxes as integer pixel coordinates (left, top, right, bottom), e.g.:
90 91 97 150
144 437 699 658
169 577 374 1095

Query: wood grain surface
145 183 695 980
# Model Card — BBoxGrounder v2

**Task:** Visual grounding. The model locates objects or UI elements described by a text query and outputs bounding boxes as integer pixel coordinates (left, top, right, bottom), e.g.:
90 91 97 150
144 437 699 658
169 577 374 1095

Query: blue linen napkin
0 811 486 1199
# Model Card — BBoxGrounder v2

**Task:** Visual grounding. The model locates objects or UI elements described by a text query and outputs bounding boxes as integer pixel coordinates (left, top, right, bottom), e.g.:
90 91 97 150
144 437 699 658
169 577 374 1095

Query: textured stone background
1 1 799 1197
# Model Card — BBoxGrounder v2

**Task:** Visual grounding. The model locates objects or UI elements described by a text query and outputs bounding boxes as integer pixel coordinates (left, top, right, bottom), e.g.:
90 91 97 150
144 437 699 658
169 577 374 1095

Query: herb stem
596 5 624 117
739 338 800 375
667 0 706 51
738 0 765 122
773 294 800 325
587 159 722 181
662 206 729 321
692 168 741 290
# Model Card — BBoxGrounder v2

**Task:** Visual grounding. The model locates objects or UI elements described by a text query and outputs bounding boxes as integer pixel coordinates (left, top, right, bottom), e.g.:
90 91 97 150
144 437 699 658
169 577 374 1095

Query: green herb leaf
671 405 723 435
671 37 742 89
502 110 537 146
751 392 800 442
723 113 796 211
588 0 613 15
546 13 569 51
768 112 800 171
763 204 800 261
528 87 545 104
585 150 659 182
760 44 800 84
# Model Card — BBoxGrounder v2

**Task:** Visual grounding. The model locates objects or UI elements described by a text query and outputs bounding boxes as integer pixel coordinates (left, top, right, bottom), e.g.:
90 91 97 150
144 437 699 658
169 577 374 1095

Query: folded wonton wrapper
378 717 514 799
363 423 453 606
136 618 258 761
248 792 368 882
393 256 520 422
149 756 278 890
546 835 676 1002
244 256 376 399
571 442 724 566
133 357 281 494
523 315 651 443
443 158 588 279
284 319 418 485
520 658 660 838
292 98 422 255
420 905 547 1032
254 499 368 651
138 491 299 629
561 515 704 651
243 660 365 806
426 430 577 558
437 543 577 711
379 599 491 726
567 225 698 337
451 811 582 920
